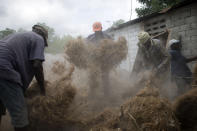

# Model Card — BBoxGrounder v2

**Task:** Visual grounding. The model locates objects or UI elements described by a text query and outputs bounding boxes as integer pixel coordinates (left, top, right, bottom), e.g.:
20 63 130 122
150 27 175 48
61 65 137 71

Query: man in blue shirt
0 25 48 131
169 39 197 95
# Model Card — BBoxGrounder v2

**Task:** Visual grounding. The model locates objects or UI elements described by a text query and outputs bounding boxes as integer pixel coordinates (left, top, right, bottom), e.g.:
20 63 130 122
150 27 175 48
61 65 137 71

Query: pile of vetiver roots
88 86 180 131
65 36 128 71
25 65 79 131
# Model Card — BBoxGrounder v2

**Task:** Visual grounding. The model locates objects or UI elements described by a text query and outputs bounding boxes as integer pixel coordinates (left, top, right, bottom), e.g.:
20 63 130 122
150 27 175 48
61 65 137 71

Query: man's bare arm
186 56 197 63
32 60 45 95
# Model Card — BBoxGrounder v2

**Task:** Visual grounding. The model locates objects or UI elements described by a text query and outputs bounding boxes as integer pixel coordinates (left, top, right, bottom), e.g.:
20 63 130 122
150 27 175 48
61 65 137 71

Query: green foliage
136 0 183 17
0 28 16 39
111 19 125 28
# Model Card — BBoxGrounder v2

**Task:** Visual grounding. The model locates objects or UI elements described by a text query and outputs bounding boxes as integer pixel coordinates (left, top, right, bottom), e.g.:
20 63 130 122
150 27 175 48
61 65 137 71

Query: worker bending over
0 25 48 131
132 31 170 86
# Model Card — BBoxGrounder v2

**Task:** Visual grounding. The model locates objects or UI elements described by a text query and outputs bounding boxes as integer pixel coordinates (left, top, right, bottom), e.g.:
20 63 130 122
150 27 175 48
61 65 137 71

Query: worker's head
92 22 102 32
138 31 151 48
32 25 48 47
169 39 180 50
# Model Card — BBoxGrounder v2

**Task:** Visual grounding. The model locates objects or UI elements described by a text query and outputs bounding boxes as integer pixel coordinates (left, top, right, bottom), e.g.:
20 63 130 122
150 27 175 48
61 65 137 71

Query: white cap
169 39 180 47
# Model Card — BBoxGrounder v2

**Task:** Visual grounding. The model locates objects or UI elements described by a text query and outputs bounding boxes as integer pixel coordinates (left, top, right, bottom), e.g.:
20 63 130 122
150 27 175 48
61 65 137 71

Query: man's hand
40 85 46 96
32 60 46 96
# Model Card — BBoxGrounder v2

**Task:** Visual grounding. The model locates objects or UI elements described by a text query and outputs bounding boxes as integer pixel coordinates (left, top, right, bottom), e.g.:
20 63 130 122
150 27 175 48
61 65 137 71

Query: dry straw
26 66 76 130
65 37 128 71
111 86 180 131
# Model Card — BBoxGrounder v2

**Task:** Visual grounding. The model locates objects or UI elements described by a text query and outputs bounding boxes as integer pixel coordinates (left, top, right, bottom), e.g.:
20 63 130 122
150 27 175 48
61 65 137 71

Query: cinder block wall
109 2 197 72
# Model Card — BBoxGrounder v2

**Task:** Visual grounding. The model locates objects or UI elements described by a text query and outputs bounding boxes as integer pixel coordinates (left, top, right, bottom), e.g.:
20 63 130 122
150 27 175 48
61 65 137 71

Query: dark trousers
172 76 192 95
88 69 110 97
0 79 28 128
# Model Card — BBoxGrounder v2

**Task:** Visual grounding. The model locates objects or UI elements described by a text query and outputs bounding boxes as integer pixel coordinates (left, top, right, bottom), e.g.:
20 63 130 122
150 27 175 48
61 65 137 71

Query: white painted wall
108 23 142 72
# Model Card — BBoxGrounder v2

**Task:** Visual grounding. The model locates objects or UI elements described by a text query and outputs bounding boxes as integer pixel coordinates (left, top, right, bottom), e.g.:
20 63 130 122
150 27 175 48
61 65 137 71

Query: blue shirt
0 31 45 90
169 50 192 77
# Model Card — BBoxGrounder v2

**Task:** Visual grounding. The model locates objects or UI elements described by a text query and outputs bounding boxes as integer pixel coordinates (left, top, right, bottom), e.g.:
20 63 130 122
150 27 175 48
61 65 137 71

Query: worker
87 22 111 44
87 22 112 98
0 25 48 131
132 31 170 86
169 39 197 95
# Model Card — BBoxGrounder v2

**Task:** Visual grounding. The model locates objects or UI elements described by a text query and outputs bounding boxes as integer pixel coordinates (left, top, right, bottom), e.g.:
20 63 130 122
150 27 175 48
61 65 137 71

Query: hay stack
87 108 118 127
65 38 88 69
90 37 128 70
116 86 180 131
65 37 128 70
26 66 76 130
51 61 66 75
173 88 197 130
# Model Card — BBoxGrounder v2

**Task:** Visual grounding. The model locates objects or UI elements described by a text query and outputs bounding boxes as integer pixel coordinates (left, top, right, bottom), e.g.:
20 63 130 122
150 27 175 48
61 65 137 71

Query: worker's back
0 31 45 90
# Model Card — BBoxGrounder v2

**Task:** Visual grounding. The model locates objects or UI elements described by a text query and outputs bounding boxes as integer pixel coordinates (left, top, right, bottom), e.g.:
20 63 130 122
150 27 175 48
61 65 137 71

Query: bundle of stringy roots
26 66 77 130
79 85 180 131
92 85 180 131
65 37 128 70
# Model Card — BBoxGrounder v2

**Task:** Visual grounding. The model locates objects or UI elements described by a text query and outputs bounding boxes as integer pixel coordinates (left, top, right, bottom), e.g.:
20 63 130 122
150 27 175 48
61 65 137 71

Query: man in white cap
169 38 197 95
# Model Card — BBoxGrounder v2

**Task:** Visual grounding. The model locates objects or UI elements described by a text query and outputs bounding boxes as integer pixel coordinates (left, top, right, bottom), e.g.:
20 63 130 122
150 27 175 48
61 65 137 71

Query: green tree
0 28 16 39
136 0 183 17
111 19 125 28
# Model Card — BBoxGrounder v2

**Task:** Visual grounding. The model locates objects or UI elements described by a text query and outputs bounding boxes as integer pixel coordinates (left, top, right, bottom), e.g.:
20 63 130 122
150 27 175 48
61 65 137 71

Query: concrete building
107 0 197 72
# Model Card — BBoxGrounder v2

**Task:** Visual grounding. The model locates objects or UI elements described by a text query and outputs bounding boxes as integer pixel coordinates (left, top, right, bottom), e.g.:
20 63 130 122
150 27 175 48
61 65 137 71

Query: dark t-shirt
0 31 45 90
87 31 112 44
169 50 192 77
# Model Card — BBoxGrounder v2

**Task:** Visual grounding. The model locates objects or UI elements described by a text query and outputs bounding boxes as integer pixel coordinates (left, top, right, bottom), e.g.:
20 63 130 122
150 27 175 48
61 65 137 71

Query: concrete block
191 23 197 29
191 35 197 41
179 24 191 31
183 9 191 18
178 31 186 37
182 49 190 56
186 29 197 36
174 19 186 26
171 26 180 32
185 16 197 24
191 5 197 16
188 41 197 48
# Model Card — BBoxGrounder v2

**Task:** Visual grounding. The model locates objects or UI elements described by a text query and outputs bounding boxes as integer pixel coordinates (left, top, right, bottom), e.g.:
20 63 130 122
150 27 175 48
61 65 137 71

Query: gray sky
0 0 141 37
